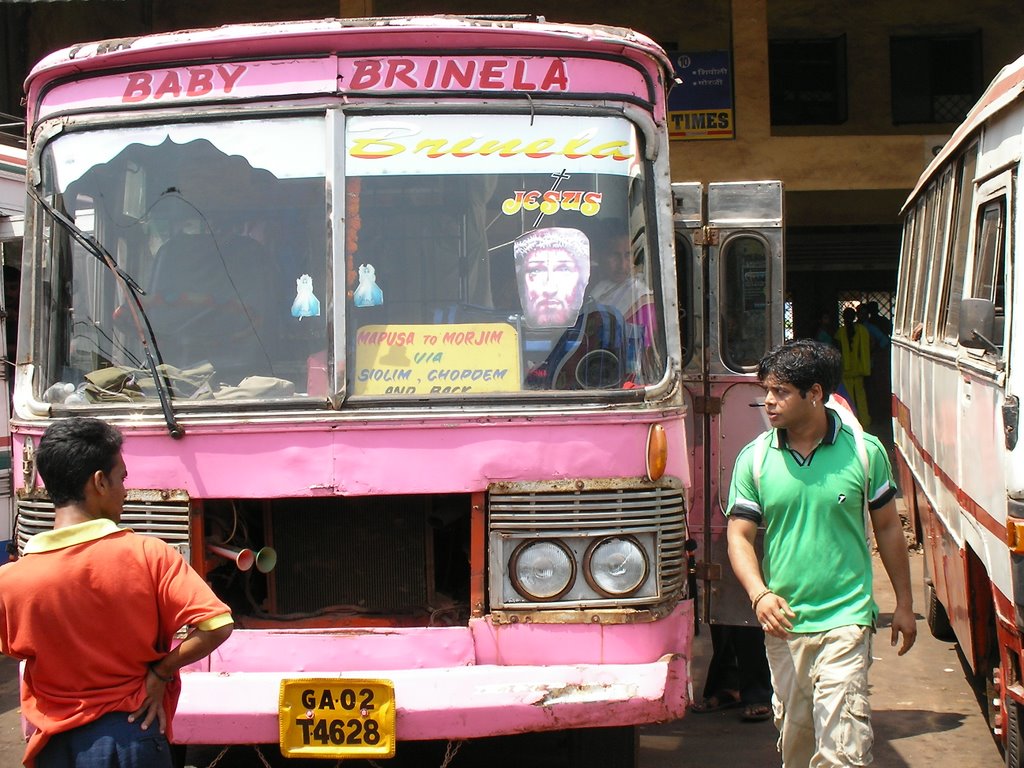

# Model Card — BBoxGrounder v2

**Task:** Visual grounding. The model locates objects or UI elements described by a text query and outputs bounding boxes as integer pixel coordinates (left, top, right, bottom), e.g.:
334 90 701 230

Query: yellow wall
16 0 1024 218
670 0 956 195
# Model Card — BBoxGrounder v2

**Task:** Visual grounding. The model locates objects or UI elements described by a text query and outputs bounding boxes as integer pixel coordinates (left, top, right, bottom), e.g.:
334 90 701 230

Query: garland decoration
345 178 362 299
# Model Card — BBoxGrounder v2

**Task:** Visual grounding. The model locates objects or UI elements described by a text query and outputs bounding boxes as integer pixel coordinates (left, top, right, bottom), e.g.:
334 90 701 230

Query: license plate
279 678 396 760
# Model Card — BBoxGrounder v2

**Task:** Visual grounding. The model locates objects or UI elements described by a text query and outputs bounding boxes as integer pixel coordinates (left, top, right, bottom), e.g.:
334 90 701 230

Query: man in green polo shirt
727 339 916 767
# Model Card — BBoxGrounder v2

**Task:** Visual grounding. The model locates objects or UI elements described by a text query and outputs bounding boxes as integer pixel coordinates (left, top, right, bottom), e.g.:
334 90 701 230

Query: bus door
674 180 785 625
0 200 20 565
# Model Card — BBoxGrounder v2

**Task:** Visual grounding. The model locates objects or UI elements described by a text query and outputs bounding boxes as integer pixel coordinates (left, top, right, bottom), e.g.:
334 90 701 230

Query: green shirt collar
771 407 841 450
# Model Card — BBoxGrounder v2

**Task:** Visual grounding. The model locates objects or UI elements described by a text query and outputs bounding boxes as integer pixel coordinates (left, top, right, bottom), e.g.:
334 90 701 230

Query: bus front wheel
1007 696 1024 768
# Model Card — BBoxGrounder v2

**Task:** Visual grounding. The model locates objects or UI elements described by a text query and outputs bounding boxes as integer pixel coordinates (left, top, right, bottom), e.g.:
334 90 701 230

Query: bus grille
14 498 191 554
0 469 11 502
270 497 429 614
488 481 687 600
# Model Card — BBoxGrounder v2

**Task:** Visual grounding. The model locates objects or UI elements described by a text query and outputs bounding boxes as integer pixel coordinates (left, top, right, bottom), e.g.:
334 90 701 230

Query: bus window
910 193 935 334
895 206 916 336
942 144 978 342
676 233 693 365
924 168 953 341
721 235 768 370
38 117 329 399
971 197 1006 346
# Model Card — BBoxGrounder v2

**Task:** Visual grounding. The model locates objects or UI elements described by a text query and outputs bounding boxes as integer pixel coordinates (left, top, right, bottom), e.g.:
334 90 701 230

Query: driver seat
146 233 277 380
526 301 626 389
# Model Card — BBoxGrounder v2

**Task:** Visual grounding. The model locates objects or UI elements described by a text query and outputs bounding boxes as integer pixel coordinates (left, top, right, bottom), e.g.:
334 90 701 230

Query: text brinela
346 58 569 92
349 133 633 163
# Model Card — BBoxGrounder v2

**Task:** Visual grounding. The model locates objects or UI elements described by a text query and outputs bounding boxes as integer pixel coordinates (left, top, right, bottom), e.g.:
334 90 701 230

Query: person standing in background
857 303 892 432
690 624 773 722
835 306 872 427
589 222 655 347
865 300 893 336
865 301 894 434
814 309 836 346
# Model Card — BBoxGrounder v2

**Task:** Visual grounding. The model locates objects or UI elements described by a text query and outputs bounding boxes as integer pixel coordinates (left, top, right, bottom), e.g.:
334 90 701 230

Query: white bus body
894 51 1024 765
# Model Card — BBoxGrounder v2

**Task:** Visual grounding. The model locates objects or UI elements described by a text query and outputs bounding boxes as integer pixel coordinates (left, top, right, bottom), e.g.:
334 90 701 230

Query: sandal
741 703 772 722
689 691 742 714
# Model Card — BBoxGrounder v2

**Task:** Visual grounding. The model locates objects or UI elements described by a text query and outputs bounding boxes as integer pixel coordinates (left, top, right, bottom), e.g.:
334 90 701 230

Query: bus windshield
37 111 665 405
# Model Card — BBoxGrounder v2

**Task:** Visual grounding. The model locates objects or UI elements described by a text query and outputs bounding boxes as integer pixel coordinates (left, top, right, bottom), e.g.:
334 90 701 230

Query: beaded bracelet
750 588 774 611
148 663 175 684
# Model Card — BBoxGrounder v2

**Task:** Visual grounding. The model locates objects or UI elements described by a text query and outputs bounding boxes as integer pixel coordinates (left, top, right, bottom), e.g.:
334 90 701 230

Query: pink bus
15 15 692 765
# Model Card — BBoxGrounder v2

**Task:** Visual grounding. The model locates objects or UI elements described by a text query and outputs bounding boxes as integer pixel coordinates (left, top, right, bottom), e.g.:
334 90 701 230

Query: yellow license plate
279 678 396 760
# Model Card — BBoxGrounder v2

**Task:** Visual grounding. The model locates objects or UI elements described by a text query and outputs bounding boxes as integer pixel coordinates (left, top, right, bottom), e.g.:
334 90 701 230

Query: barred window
769 36 847 126
890 32 982 125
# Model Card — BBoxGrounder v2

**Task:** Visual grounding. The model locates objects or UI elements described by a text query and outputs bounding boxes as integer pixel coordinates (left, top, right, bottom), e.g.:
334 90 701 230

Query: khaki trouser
764 625 874 767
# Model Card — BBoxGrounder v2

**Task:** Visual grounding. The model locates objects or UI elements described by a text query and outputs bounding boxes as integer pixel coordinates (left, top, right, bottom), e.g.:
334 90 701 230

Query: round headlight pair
509 537 648 602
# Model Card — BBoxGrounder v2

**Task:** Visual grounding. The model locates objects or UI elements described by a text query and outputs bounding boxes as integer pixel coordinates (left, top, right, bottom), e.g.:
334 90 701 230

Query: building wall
769 0 1024 137
5 0 1023 346
11 0 1022 205
673 0 941 198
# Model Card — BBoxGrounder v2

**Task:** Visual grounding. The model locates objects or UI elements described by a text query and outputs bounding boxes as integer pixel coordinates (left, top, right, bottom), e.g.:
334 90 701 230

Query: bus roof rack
461 15 545 22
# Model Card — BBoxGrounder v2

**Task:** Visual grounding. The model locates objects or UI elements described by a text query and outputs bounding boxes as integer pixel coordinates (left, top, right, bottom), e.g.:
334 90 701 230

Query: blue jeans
37 711 174 768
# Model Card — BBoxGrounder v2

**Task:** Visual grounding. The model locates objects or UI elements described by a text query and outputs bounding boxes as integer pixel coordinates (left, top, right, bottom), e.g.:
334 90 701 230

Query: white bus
893 50 1024 766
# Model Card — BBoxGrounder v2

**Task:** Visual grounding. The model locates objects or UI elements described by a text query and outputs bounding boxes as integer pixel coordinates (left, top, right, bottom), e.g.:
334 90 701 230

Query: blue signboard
668 50 734 141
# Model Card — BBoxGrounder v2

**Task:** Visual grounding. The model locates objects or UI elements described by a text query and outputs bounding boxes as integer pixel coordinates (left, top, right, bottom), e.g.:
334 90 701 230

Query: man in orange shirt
0 418 233 767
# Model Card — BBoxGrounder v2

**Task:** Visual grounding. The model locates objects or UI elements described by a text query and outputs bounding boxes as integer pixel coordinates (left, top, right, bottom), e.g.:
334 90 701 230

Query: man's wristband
148 662 175 684
751 588 774 611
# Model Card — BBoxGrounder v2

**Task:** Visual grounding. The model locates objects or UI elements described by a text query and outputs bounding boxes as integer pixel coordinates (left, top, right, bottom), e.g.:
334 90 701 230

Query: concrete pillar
730 0 771 140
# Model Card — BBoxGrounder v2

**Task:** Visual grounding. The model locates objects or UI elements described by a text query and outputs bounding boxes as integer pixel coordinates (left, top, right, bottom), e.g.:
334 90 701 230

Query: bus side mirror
958 297 996 350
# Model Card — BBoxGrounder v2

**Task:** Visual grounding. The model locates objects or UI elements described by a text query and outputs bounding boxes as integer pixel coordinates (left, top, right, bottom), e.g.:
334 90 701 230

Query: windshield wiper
28 188 184 439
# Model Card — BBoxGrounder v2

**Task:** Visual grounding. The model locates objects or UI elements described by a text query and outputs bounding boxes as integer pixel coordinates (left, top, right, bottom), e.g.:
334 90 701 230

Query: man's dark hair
35 417 124 506
757 339 842 399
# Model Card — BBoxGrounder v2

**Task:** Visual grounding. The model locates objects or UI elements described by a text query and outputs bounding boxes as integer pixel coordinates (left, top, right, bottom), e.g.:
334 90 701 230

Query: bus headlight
509 540 576 601
584 536 649 597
